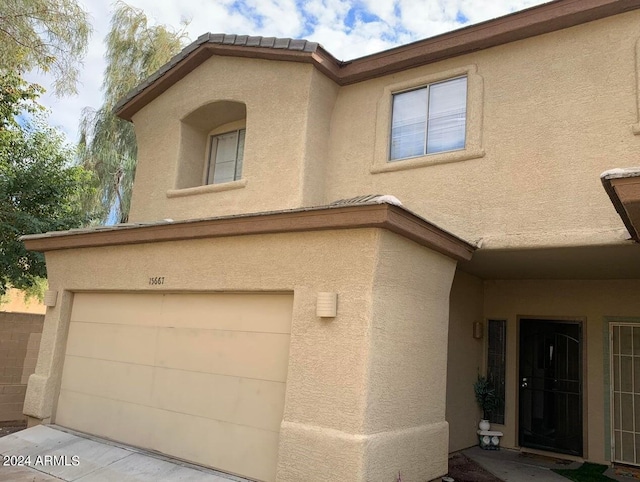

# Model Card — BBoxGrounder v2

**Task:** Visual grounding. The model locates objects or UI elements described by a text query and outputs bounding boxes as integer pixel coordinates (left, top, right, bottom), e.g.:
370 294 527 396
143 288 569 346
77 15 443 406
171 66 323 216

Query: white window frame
372 64 485 174
204 128 246 185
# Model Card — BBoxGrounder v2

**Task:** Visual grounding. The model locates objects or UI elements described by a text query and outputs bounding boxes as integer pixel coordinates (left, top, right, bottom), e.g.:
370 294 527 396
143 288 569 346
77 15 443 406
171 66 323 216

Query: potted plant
474 375 498 431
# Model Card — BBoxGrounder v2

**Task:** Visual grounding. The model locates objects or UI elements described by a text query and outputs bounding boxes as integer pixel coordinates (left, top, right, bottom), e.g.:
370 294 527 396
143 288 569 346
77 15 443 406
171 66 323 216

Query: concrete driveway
0 425 248 481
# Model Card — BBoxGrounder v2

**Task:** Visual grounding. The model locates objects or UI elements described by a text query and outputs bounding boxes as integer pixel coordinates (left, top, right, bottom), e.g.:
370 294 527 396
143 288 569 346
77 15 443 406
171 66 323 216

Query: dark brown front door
519 319 583 456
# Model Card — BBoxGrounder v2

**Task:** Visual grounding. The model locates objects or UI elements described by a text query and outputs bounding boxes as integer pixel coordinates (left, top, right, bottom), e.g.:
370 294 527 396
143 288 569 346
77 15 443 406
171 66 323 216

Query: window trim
204 128 246 185
166 178 248 199
371 64 484 174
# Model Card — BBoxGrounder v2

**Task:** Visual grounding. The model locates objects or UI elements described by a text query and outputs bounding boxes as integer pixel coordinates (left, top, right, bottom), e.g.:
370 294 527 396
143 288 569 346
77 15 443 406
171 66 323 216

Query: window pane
235 129 245 181
487 319 506 425
426 77 467 154
211 131 238 184
390 88 427 160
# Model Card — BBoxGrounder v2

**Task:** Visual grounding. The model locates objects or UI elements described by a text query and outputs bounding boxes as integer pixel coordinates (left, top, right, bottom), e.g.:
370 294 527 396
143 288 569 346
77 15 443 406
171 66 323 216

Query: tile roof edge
114 33 330 115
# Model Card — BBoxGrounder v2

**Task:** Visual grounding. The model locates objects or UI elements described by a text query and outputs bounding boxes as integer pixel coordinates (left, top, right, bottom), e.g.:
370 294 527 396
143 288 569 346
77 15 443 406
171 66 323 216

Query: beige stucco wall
128 56 336 223
325 12 640 245
365 231 455 479
484 279 640 464
25 228 457 481
299 69 339 207
446 270 485 452
130 10 640 248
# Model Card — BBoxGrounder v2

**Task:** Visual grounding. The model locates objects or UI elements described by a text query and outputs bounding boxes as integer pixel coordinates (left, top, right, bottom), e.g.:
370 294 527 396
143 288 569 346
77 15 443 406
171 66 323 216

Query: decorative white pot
479 419 491 431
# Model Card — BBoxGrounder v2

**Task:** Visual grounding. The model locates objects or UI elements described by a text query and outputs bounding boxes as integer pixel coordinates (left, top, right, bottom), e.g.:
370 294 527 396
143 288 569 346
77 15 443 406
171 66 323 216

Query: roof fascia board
602 175 640 242
22 204 475 262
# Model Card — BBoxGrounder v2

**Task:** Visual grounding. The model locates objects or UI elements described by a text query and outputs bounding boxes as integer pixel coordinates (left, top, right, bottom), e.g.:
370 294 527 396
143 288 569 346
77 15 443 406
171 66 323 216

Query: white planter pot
479 419 491 431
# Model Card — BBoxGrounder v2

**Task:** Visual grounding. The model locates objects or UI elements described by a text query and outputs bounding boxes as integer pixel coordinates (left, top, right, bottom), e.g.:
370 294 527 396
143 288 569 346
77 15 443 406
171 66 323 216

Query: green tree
79 2 188 224
0 72 44 127
0 0 91 96
0 75 94 295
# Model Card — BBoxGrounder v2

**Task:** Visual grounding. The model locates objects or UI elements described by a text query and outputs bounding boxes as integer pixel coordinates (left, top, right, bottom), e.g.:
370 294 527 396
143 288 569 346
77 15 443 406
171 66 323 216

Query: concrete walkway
0 425 247 481
463 446 581 481
463 446 640 482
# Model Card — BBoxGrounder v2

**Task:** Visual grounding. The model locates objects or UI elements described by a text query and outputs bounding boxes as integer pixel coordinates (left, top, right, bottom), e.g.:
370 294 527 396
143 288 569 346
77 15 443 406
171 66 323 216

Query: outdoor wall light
316 292 338 318
44 290 58 307
473 321 484 339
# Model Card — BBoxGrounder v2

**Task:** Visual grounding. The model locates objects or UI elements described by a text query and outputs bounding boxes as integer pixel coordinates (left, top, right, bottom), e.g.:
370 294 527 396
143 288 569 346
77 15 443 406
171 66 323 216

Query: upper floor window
390 76 467 161
173 101 247 191
206 129 246 184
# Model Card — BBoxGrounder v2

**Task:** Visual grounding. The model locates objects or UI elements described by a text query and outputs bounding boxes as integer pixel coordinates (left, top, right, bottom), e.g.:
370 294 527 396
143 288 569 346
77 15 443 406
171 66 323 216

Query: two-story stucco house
20 0 640 480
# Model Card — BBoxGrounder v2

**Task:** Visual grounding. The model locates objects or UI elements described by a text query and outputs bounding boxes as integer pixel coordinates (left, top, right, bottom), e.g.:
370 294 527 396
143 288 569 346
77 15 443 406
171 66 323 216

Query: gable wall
128 56 325 222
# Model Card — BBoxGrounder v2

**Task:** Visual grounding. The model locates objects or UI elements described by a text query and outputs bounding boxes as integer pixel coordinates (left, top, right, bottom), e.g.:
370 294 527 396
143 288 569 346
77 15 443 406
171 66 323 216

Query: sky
27 0 550 144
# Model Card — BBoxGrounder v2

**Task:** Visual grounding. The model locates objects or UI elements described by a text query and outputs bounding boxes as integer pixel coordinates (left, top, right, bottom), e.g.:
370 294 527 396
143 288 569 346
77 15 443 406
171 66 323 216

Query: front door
519 319 582 456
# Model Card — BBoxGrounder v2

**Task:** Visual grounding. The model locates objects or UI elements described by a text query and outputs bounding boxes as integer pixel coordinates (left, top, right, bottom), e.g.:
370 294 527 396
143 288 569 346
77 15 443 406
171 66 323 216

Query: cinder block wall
0 312 44 422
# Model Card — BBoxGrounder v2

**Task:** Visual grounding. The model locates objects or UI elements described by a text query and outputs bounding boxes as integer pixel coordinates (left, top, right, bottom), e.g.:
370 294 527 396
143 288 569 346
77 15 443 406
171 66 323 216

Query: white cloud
25 0 550 145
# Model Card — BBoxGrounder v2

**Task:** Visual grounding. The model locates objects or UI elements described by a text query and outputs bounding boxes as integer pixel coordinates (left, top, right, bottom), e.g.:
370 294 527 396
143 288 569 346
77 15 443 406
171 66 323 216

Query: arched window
176 101 247 189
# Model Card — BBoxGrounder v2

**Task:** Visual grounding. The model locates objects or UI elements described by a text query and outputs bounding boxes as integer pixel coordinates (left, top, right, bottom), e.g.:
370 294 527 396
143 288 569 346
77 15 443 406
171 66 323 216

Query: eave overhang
115 0 640 121
21 203 476 262
602 168 640 242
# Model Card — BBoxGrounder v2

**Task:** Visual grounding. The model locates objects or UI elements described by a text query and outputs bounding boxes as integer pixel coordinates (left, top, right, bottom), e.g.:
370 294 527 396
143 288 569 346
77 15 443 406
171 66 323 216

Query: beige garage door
56 292 293 482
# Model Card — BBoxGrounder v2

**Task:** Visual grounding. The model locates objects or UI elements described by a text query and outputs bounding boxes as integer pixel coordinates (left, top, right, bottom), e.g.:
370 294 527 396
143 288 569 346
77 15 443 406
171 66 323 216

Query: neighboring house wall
2 289 46 315
0 312 44 422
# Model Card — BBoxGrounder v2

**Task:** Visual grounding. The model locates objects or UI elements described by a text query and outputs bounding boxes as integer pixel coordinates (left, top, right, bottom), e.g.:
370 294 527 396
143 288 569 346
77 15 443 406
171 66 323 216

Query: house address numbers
148 276 165 286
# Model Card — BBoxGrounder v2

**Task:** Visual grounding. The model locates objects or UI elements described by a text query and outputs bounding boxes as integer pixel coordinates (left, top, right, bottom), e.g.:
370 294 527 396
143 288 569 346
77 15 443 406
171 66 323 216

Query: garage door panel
161 293 293 333
71 293 164 326
156 328 290 382
150 408 280 482
72 293 293 333
56 391 155 450
58 391 280 482
152 368 286 432
60 356 154 406
66 322 157 365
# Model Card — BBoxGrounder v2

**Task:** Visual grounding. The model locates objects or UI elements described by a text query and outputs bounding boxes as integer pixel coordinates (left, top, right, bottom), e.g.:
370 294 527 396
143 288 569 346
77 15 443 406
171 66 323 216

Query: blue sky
27 0 550 145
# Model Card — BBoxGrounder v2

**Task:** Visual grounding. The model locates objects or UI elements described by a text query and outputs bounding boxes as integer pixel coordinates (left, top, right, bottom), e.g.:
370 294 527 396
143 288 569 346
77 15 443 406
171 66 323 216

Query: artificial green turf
552 463 616 481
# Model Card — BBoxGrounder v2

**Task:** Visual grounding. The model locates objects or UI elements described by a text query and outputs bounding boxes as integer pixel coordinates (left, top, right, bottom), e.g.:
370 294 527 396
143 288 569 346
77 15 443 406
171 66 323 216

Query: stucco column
23 288 73 425
277 230 458 481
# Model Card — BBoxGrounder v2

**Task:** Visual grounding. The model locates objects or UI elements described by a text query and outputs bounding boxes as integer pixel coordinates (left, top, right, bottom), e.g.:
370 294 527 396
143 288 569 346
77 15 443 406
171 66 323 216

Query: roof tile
260 37 276 48
289 39 307 51
222 34 237 44
245 36 261 47
273 38 291 49
235 35 249 45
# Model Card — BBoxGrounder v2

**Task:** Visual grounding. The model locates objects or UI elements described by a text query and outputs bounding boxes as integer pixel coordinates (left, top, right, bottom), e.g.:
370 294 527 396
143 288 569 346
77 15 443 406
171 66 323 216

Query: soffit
115 0 640 121
459 243 640 279
21 202 476 262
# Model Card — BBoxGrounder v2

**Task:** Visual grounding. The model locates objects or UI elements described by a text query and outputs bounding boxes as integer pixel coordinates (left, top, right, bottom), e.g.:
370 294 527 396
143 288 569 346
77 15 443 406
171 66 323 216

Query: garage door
56 292 293 482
